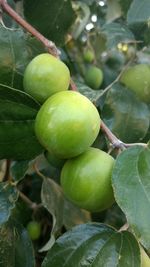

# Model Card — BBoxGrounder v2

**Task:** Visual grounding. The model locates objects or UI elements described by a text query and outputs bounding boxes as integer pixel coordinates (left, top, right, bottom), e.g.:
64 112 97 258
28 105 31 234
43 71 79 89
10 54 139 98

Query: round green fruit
120 64 150 103
23 53 70 103
27 221 41 240
45 150 65 169
61 147 115 212
83 49 95 63
84 66 103 90
35 91 101 159
140 246 150 267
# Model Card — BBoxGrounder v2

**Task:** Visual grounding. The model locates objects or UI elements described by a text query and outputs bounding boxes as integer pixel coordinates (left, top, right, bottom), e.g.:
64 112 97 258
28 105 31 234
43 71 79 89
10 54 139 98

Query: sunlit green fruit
23 53 70 103
45 150 65 169
61 147 115 212
140 246 150 267
120 64 150 103
27 221 41 240
84 66 103 90
83 49 95 63
35 91 101 159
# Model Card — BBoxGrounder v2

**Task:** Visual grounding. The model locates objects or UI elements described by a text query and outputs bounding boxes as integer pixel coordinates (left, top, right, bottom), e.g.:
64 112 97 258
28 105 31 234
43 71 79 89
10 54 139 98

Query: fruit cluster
23 53 115 213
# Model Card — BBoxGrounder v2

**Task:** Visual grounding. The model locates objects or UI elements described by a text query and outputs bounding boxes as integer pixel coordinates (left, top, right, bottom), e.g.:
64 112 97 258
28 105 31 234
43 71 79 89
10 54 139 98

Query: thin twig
33 162 45 180
95 59 134 102
0 0 60 57
70 78 78 91
100 120 147 150
118 222 129 232
19 190 42 209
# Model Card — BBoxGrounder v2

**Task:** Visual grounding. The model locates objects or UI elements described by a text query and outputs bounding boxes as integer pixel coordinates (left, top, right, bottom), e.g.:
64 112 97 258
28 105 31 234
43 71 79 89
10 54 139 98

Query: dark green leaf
40 178 91 251
71 2 90 39
10 160 30 183
0 84 43 160
102 84 150 143
0 26 30 90
119 0 132 16
23 0 76 45
112 146 150 250
102 22 135 49
76 81 103 103
0 183 18 225
106 0 122 23
42 223 140 267
0 219 35 267
127 0 150 24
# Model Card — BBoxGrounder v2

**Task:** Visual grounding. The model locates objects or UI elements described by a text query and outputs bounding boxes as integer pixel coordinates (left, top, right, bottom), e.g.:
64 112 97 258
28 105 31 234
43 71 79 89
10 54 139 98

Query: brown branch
70 78 78 91
100 120 147 149
0 0 60 57
19 190 42 210
100 121 124 149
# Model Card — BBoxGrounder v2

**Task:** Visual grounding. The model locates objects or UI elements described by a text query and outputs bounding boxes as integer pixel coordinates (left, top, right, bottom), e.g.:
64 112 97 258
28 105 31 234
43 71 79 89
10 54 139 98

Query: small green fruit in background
23 53 70 103
45 150 65 169
27 221 41 240
83 49 95 63
61 147 115 212
120 64 150 103
84 66 103 90
140 246 150 267
35 91 101 159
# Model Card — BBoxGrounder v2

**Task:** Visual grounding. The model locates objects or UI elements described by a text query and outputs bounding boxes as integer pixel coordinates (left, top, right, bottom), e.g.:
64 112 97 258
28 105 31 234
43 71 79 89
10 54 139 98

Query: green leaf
119 0 132 16
76 81 103 103
10 160 30 183
101 84 150 143
0 84 43 160
23 0 76 45
40 177 91 251
42 223 140 267
127 0 150 25
71 2 90 39
106 0 122 23
0 219 35 267
0 26 30 90
102 22 135 49
0 182 18 225
112 146 150 250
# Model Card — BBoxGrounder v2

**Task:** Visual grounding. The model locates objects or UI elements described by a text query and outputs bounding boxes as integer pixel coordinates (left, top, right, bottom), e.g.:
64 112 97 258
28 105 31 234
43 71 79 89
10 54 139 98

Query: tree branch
19 190 42 210
0 0 60 57
100 120 147 149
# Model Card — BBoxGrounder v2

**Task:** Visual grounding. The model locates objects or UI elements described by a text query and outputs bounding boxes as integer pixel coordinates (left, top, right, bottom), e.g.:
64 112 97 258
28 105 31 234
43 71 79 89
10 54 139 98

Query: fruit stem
0 0 60 57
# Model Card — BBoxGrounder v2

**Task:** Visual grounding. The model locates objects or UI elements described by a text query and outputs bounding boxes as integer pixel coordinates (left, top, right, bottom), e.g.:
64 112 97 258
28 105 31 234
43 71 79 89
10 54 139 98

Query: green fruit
84 66 103 90
27 221 41 240
120 64 150 103
45 150 65 169
61 147 115 212
83 49 95 63
23 53 70 103
140 246 150 267
35 91 101 159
